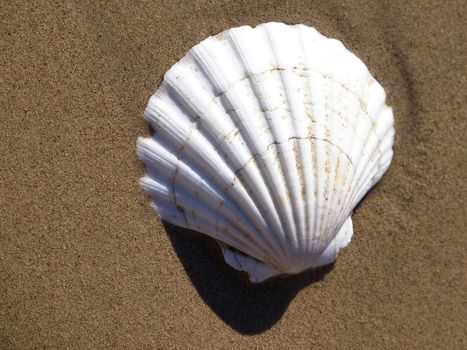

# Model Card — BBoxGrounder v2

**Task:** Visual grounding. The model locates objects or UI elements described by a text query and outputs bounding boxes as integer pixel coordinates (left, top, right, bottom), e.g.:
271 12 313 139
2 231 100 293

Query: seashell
137 22 394 283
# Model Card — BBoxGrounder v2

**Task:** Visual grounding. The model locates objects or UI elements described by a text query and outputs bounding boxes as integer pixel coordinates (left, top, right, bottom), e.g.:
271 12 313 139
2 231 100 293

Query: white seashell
137 22 394 283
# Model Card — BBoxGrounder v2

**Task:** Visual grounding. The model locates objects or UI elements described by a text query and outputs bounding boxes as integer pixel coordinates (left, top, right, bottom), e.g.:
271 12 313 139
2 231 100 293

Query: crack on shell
199 66 384 166
206 66 376 130
232 135 353 178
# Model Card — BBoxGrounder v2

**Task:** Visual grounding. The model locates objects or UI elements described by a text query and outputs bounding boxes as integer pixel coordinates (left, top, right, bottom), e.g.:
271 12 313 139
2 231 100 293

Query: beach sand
1 0 465 348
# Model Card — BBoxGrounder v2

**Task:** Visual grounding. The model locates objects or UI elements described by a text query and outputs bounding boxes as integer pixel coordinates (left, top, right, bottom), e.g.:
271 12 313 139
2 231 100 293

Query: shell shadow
163 222 333 334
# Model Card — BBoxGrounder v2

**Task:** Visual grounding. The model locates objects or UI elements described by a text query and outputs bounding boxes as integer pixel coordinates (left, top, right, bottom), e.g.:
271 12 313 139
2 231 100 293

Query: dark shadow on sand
164 222 333 334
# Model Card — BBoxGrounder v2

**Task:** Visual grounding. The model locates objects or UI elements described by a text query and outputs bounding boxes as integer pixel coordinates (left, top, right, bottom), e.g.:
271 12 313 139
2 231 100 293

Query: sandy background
1 0 465 348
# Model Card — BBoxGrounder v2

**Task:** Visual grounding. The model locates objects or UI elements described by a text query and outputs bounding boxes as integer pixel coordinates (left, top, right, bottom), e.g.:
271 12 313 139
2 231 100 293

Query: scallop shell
137 22 394 283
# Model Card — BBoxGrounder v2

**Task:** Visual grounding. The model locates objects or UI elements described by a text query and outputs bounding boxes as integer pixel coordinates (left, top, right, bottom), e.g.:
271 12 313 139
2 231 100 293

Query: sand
1 0 465 348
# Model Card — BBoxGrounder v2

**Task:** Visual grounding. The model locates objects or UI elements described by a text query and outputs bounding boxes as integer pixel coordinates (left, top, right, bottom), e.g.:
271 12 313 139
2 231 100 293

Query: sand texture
1 1 466 349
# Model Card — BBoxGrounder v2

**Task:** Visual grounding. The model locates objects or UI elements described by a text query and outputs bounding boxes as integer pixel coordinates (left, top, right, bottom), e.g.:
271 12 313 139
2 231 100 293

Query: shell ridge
299 36 342 259
144 90 285 264
172 154 280 258
306 77 326 260
303 69 320 261
155 73 272 228
187 39 291 265
334 124 392 237
145 173 270 261
263 24 307 264
317 85 336 243
319 145 340 254
307 92 353 258
340 107 393 225
287 36 387 162
318 136 333 256
296 25 316 258
317 78 356 251
189 41 292 266
147 91 240 234
353 128 393 206
326 154 344 239
275 24 321 261
170 117 201 228
327 93 390 232
226 27 299 269
324 91 371 235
